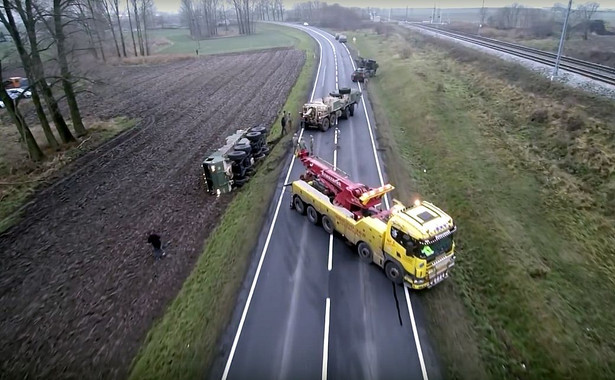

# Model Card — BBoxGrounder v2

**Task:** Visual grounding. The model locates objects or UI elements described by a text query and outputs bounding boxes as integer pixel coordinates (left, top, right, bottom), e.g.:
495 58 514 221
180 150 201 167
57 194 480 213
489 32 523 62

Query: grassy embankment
0 117 137 233
128 24 316 379
348 27 615 380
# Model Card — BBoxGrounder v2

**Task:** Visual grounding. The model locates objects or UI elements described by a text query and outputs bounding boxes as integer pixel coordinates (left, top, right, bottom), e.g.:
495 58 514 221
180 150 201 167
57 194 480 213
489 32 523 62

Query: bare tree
140 0 153 55
110 0 127 56
131 0 144 55
577 2 599 40
0 61 44 161
0 0 60 150
4 0 75 143
102 0 121 57
126 0 137 55
52 0 86 136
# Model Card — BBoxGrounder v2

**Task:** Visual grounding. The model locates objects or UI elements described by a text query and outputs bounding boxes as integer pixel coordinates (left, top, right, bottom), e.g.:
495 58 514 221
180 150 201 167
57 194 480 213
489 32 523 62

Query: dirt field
0 48 304 379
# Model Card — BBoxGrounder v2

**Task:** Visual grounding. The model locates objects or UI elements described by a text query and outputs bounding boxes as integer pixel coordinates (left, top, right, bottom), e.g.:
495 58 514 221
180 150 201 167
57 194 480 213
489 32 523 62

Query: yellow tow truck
290 150 456 289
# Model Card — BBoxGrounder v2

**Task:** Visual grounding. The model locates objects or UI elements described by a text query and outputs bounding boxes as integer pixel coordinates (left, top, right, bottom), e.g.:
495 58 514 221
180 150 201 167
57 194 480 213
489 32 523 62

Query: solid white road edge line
221 29 325 380
322 297 331 380
405 286 429 380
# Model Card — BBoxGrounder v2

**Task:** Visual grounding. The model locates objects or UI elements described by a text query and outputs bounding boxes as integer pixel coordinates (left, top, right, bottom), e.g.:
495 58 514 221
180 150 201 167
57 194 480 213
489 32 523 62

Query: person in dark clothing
147 233 165 260
281 111 287 136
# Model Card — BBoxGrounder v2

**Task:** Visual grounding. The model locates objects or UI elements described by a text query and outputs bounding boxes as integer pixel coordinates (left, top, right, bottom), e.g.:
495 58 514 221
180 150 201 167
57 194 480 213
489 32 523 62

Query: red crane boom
296 149 394 216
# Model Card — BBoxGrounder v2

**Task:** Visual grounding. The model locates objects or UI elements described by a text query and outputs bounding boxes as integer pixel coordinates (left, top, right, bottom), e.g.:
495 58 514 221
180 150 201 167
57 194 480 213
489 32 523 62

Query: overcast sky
153 0 615 14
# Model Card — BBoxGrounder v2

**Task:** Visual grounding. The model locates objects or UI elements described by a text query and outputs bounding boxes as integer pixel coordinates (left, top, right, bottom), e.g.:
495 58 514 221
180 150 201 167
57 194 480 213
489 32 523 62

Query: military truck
300 87 361 132
352 57 378 82
202 125 269 195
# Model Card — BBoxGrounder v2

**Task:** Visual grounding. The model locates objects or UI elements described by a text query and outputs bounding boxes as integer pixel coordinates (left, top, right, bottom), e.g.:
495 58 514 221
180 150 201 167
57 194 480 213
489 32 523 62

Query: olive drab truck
202 125 269 195
352 57 379 83
300 87 361 132
289 148 457 289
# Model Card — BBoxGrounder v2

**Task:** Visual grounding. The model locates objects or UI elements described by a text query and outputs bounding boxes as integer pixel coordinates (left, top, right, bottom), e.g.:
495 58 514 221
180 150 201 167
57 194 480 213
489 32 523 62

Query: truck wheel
228 150 247 162
322 215 334 234
306 205 319 224
349 104 355 117
320 117 330 132
385 261 404 285
293 196 306 215
357 242 373 263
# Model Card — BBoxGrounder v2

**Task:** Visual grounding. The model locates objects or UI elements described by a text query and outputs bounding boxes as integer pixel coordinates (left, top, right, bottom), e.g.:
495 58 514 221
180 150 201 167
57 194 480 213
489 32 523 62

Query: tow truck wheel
357 242 373 263
385 261 404 285
306 205 319 224
293 196 306 215
322 215 334 234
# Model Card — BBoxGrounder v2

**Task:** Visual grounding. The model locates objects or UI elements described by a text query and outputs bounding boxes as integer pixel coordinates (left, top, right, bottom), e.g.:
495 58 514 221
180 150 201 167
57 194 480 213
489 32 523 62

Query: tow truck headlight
210 165 216 172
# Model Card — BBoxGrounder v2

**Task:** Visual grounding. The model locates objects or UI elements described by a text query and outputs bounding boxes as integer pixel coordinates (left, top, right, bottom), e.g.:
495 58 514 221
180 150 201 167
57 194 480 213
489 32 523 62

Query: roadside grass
150 23 298 55
350 28 615 380
127 24 316 380
0 116 137 233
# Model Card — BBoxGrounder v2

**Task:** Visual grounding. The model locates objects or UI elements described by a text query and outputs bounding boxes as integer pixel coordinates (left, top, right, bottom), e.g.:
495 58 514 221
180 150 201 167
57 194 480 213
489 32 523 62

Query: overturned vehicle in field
202 125 270 195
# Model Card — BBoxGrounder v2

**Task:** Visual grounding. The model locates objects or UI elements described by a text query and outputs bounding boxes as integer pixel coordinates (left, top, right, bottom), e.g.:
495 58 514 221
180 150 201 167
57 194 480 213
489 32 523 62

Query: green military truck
300 87 361 132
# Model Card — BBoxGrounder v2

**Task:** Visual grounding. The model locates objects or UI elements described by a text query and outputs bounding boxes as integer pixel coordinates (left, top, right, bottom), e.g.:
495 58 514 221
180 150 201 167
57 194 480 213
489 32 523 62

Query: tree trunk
0 63 44 161
105 8 121 58
30 87 59 149
22 0 74 143
132 0 144 56
141 3 149 55
54 0 86 137
0 1 59 150
127 0 138 56
114 1 127 57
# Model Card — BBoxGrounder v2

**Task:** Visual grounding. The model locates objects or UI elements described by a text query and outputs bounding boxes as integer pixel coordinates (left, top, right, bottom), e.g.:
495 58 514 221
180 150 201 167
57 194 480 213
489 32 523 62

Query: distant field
150 23 299 55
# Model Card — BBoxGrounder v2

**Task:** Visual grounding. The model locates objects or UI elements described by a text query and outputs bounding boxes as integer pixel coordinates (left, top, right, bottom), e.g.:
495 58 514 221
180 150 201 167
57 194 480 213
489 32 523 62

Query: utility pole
405 6 408 21
552 0 573 80
478 0 486 35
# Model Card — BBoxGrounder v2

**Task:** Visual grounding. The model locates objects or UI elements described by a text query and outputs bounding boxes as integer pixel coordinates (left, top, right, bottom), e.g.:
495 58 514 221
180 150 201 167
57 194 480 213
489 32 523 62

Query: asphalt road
209 25 442 380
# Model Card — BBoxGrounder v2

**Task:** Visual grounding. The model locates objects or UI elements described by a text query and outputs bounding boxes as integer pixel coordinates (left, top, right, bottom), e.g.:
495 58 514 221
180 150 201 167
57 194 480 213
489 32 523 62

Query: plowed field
0 48 304 379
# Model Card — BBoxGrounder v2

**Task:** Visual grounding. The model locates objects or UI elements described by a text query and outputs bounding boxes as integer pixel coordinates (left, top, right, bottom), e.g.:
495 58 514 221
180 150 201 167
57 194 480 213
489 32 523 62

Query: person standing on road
281 111 287 136
292 132 299 154
287 114 293 133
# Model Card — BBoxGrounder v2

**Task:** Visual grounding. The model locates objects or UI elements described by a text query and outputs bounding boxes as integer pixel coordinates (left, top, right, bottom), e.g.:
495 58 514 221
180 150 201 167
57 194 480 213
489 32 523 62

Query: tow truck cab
383 201 456 289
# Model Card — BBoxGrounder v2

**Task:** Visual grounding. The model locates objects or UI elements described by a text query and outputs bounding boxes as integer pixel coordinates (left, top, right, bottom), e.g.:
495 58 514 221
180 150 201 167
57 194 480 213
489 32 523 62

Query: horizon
153 0 615 14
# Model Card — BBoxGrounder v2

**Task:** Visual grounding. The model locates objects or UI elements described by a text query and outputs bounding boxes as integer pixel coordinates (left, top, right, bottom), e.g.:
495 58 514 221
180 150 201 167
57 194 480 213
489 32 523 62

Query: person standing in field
147 233 166 260
281 111 287 136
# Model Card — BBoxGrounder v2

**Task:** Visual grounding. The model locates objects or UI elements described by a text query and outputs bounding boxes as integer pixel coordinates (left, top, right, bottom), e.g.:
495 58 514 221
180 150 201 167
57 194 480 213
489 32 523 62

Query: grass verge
127 24 316 380
349 27 615 380
0 116 137 233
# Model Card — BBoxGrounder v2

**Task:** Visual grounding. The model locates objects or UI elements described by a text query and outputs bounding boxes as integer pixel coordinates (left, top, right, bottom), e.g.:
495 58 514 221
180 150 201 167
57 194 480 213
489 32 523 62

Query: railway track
409 23 615 86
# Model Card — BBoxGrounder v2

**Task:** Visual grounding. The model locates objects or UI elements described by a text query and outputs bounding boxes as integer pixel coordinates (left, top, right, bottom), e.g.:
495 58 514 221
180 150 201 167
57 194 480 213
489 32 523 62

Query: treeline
0 0 157 162
180 0 285 39
288 2 366 30
490 2 600 39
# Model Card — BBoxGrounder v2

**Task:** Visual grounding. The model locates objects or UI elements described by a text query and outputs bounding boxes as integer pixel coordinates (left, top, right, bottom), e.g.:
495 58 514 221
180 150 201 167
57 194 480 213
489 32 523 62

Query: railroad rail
407 23 615 86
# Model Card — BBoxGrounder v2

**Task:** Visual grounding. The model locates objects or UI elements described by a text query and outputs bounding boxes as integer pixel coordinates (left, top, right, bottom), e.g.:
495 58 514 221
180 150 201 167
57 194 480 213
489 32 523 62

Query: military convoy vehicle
300 87 362 132
202 125 269 195
351 57 379 82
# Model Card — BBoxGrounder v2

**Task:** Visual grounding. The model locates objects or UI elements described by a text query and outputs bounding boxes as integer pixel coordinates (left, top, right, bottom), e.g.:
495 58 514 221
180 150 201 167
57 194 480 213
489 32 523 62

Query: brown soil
0 48 304 379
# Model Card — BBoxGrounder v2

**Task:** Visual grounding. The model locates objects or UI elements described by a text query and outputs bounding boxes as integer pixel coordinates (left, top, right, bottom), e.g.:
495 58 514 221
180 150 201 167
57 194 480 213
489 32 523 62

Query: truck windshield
417 234 454 260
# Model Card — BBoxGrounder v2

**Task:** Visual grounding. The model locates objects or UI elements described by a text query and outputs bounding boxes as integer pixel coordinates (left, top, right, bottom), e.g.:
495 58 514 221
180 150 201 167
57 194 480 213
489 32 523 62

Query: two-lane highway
210 25 441 380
